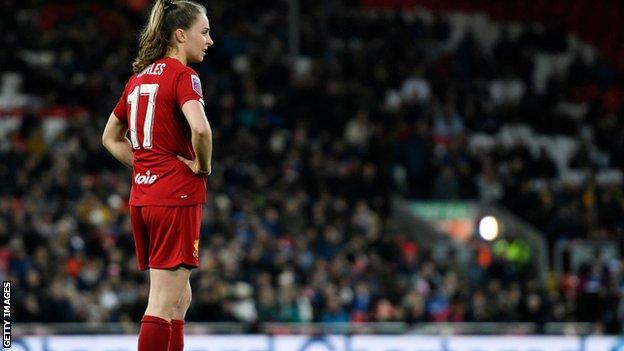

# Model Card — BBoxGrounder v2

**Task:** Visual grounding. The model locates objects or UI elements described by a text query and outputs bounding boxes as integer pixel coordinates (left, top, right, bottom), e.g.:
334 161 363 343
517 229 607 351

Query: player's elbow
102 128 118 150
102 133 111 150
192 124 211 139
203 166 212 176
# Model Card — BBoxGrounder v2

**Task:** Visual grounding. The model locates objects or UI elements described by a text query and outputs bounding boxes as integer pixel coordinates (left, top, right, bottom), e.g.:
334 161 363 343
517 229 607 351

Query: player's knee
148 297 180 319
148 306 176 320
178 287 192 311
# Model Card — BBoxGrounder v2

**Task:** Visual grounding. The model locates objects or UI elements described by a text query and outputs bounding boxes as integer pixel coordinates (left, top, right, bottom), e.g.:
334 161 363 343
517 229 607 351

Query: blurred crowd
1 0 623 333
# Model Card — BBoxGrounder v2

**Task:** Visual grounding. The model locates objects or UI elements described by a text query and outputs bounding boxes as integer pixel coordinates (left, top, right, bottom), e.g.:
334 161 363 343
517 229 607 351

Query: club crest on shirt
191 75 202 96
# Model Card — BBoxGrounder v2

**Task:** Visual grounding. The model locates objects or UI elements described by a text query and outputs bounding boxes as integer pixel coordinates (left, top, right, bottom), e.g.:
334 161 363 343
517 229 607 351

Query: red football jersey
113 57 207 206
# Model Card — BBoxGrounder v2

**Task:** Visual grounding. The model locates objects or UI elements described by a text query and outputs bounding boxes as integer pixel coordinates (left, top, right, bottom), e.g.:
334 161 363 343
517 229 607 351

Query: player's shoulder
178 66 201 83
163 57 198 76
119 73 137 93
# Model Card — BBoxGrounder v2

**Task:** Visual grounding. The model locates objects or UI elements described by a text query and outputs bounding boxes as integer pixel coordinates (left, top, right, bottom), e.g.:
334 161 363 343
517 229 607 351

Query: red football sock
169 319 185 351
138 315 171 351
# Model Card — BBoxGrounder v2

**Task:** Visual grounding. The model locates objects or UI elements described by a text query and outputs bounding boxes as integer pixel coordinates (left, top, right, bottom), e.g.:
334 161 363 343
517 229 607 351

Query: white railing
9 334 624 351
14 322 598 336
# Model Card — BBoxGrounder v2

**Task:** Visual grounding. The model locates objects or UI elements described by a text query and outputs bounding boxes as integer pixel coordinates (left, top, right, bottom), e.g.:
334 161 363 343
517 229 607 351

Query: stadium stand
1 0 622 334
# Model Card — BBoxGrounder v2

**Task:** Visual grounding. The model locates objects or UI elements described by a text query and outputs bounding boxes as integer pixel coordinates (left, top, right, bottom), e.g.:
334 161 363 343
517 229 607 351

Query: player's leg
131 206 168 351
173 279 192 319
169 279 192 351
139 267 191 351
168 204 200 351
145 267 191 320
138 204 201 351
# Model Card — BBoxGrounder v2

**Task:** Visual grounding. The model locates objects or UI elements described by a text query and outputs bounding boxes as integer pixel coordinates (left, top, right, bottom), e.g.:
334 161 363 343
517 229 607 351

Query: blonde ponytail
132 0 206 73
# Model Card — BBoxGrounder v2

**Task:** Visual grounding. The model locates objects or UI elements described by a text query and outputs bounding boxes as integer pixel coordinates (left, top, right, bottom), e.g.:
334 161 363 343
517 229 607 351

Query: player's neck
165 51 187 66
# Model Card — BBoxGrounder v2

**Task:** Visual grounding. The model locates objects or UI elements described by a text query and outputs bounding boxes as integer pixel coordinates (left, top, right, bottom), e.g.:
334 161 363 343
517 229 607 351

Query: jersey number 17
127 84 159 149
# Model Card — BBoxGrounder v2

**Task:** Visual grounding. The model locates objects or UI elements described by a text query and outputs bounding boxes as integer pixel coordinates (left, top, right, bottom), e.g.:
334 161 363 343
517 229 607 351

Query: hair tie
164 0 175 10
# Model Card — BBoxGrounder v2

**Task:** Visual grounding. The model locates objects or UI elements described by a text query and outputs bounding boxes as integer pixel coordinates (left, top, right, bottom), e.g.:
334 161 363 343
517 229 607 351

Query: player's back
113 57 207 206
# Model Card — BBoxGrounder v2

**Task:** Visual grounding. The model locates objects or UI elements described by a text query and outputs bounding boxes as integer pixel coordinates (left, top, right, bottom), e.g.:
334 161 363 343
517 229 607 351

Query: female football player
102 1 213 350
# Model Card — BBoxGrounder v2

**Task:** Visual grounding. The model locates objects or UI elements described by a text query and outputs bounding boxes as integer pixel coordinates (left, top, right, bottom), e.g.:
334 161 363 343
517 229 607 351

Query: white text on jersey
134 170 158 185
138 63 166 77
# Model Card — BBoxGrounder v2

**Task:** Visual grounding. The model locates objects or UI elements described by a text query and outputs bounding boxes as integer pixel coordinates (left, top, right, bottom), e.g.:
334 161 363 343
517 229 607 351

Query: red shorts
130 205 202 271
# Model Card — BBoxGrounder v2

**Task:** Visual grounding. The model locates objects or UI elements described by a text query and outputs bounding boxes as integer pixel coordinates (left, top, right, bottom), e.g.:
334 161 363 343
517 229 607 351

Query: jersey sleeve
176 69 205 108
112 82 129 123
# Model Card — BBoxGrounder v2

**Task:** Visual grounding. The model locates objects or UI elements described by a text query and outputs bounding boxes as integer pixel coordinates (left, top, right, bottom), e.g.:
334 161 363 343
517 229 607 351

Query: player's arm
178 100 212 175
102 113 133 169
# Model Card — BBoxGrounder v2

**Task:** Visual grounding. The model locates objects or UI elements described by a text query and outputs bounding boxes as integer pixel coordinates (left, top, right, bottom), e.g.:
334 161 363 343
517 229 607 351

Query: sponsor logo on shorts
193 240 199 258
134 170 158 185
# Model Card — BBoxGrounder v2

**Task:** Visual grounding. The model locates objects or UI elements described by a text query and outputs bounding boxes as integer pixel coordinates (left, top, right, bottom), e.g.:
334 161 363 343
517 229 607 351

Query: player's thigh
148 267 192 305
